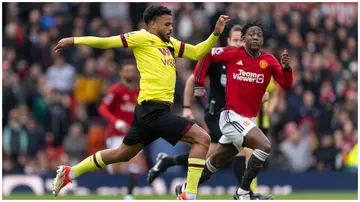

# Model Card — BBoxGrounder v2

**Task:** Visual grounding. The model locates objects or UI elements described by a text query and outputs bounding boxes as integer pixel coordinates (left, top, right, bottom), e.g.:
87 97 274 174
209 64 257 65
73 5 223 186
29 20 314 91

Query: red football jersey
99 83 139 137
194 46 293 118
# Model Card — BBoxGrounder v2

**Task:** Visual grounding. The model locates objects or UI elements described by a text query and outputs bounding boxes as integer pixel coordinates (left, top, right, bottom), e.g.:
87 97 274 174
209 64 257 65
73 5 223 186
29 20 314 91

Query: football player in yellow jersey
52 5 230 200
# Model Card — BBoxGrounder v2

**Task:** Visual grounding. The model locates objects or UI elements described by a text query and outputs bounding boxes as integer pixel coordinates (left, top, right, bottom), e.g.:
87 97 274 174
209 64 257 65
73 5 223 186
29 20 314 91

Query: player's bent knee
198 132 211 148
260 140 271 154
194 133 210 151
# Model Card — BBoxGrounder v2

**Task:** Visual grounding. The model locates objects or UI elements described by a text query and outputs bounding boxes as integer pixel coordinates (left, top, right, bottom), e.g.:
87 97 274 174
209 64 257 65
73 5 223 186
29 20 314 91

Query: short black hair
143 5 172 24
241 20 265 37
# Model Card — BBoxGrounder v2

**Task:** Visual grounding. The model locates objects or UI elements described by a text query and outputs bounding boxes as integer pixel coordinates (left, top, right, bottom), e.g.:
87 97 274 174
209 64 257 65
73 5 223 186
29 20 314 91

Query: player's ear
150 20 156 30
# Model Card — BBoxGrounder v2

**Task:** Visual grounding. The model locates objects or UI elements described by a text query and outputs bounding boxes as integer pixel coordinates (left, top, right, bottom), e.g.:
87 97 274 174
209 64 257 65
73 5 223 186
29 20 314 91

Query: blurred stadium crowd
2 2 358 175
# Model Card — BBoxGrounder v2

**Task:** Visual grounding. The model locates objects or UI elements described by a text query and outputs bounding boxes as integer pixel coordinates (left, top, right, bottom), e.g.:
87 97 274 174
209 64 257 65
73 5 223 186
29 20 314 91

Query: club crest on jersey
124 31 137 38
259 60 268 69
243 120 250 126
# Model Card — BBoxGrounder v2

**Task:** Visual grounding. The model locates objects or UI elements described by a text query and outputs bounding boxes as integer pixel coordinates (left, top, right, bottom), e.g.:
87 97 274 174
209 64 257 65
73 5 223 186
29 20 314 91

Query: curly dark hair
241 20 265 37
143 5 172 24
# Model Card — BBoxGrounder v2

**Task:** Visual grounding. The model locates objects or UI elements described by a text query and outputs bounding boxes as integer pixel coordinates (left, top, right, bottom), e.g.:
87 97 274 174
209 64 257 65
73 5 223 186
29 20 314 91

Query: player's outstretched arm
178 15 230 60
54 36 123 53
54 31 144 53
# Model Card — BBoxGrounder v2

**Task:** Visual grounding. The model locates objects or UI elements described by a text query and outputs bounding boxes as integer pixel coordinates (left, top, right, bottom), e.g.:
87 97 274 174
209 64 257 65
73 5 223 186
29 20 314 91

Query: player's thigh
261 128 269 136
243 127 270 151
123 123 157 148
218 109 258 151
152 111 198 146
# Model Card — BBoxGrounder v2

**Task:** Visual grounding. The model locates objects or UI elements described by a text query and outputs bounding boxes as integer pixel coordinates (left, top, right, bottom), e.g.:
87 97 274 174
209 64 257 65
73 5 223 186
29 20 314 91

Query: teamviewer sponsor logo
233 69 264 84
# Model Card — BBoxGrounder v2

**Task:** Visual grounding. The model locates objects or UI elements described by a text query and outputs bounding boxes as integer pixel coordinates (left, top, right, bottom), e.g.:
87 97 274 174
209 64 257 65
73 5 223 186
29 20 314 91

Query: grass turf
2 191 358 200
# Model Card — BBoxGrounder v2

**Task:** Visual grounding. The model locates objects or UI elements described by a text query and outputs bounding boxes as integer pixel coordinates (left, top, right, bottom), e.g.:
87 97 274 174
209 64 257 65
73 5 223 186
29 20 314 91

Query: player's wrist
72 37 78 45
212 31 220 36
282 65 291 71
183 105 191 109
195 82 205 87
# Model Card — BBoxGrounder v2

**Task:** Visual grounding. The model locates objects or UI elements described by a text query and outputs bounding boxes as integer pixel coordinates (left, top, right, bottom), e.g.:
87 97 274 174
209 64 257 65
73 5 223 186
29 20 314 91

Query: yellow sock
250 177 258 193
71 151 107 178
185 158 205 194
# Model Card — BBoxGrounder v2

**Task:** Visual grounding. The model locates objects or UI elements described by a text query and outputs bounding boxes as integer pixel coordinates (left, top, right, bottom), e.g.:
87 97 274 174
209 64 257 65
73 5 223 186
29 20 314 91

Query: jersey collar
244 46 262 59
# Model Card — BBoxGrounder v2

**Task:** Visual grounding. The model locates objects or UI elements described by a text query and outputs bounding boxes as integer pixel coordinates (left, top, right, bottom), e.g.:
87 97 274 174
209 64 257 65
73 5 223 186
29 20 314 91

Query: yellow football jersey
74 29 218 104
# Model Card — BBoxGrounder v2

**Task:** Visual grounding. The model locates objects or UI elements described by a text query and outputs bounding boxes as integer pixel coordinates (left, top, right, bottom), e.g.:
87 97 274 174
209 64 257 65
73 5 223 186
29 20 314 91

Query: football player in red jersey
98 60 144 200
176 21 293 200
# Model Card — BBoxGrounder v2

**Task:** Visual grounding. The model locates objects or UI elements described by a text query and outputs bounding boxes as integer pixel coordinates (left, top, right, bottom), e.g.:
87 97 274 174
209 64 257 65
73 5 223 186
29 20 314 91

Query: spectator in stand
313 135 342 171
3 107 29 173
22 63 43 107
279 122 313 172
9 73 26 105
73 104 90 134
63 123 87 166
46 90 71 146
3 73 18 127
30 31 53 71
297 91 319 132
46 54 76 94
74 58 103 117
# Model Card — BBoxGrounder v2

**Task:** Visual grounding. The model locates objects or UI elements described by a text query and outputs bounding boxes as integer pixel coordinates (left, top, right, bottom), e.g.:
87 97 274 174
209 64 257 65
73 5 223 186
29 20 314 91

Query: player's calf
200 143 239 184
180 124 211 200
236 127 271 195
199 143 239 185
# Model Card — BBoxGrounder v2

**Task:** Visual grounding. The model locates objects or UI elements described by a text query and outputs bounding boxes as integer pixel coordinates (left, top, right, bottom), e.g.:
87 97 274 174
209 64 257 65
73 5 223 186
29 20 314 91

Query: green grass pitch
3 191 358 200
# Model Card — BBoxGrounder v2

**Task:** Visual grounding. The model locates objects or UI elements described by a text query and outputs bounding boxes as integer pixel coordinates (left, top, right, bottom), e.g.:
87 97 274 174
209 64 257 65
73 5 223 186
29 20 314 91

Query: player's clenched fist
54 37 74 53
213 15 231 36
194 86 207 100
280 49 291 70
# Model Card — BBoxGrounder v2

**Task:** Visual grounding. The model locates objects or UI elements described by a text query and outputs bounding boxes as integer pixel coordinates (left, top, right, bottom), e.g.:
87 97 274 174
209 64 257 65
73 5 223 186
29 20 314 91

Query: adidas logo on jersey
236 60 243 66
